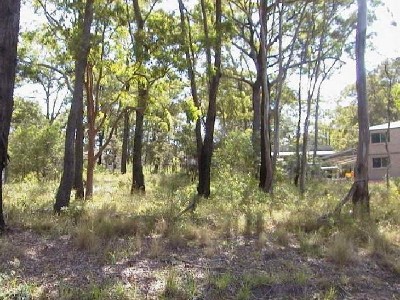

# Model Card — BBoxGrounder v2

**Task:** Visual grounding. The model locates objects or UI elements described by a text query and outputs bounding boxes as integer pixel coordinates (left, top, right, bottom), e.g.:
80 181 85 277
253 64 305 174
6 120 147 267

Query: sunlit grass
1 169 400 298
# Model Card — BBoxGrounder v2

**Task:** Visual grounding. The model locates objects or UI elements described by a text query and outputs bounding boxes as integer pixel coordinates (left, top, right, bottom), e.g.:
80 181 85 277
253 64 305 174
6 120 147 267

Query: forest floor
0 173 400 299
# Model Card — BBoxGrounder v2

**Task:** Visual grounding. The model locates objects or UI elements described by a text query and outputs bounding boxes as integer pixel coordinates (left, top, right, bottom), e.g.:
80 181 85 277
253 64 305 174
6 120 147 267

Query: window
371 132 390 143
372 157 390 168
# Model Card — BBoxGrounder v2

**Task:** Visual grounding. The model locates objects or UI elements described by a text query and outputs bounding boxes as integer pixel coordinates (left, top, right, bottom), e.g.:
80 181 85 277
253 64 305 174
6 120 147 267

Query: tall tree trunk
197 0 222 198
54 0 94 213
131 87 146 192
177 0 202 164
130 0 147 193
352 0 370 217
85 63 96 199
313 87 321 165
272 3 284 177
252 78 261 172
121 109 130 174
258 0 273 193
74 103 85 199
294 69 303 186
384 62 393 190
0 0 21 231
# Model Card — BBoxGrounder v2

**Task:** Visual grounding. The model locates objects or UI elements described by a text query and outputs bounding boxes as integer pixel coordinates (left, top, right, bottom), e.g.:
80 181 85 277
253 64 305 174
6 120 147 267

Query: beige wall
369 127 400 180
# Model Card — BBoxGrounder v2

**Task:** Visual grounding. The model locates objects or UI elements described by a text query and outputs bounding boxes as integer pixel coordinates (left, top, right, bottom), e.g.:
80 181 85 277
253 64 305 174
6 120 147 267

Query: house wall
369 127 400 180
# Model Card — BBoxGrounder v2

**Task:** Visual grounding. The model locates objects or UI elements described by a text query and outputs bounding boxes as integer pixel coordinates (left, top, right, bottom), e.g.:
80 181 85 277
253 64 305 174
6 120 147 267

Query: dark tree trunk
352 0 370 217
294 70 303 186
131 90 146 192
130 0 147 193
197 0 222 198
74 102 85 199
0 0 21 231
54 0 94 213
121 109 130 174
97 130 104 165
258 0 273 193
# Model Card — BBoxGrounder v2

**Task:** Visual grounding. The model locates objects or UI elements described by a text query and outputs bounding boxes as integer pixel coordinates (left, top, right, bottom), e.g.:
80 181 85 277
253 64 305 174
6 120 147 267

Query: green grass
1 170 400 298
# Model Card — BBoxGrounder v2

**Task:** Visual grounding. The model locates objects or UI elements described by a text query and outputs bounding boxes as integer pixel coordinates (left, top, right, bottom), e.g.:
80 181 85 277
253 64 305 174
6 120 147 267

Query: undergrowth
1 171 400 298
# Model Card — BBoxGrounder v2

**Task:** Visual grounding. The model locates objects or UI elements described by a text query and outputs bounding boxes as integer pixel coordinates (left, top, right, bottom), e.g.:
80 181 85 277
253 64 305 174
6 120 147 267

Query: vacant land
1 172 399 299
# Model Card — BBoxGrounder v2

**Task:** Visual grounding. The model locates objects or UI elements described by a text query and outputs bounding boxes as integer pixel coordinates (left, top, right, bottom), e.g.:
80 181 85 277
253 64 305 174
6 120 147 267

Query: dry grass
326 233 356 265
1 172 400 299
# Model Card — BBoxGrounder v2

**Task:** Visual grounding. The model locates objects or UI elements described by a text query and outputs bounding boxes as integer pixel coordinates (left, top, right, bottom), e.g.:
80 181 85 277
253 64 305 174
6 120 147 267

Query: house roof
369 121 400 131
322 148 357 166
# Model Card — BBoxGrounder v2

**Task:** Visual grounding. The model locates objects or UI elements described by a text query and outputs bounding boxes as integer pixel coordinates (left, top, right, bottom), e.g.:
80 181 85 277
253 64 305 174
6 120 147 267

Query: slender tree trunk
294 70 302 186
299 101 311 194
85 63 95 199
272 3 284 177
74 103 85 199
0 0 21 231
197 0 222 198
352 0 370 218
54 0 94 213
252 78 261 171
131 87 146 193
258 0 273 193
384 62 393 190
97 131 104 165
313 87 321 165
121 110 130 174
177 0 202 164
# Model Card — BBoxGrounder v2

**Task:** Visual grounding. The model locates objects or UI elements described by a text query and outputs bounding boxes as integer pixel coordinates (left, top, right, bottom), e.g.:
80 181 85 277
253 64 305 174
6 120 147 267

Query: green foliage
213 129 254 176
8 99 64 181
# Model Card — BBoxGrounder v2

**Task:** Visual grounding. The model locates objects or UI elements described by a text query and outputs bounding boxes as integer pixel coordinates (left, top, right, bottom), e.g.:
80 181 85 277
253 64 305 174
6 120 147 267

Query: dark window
371 132 390 143
372 157 390 168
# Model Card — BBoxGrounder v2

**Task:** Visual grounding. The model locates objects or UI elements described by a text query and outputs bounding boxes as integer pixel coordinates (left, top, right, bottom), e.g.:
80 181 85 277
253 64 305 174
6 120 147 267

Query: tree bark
74 101 85 199
0 0 21 231
252 78 261 171
54 0 94 213
97 130 104 165
131 87 146 192
121 109 130 174
258 0 273 193
352 0 370 218
177 0 202 166
197 0 222 198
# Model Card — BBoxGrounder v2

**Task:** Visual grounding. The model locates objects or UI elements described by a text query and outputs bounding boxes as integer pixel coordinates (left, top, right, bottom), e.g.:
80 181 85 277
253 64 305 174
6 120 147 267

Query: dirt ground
1 227 399 299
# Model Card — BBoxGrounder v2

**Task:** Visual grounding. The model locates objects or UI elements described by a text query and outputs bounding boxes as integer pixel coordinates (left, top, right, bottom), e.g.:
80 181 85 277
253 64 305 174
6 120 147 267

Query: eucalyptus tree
225 0 309 191
54 0 94 212
293 0 356 193
0 0 21 231
351 0 369 217
195 0 223 197
124 0 181 193
258 0 273 192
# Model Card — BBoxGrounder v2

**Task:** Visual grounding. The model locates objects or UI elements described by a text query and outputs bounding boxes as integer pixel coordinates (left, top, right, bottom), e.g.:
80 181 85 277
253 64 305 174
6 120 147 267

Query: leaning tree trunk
0 0 21 231
54 0 94 213
352 0 370 218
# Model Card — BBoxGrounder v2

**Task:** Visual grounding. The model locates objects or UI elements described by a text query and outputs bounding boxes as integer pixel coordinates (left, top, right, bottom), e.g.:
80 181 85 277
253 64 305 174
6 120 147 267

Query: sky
321 0 400 103
17 0 400 110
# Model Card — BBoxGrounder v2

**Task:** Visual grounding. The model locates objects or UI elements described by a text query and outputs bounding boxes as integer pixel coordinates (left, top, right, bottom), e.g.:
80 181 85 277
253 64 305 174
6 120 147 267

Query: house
369 121 400 180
